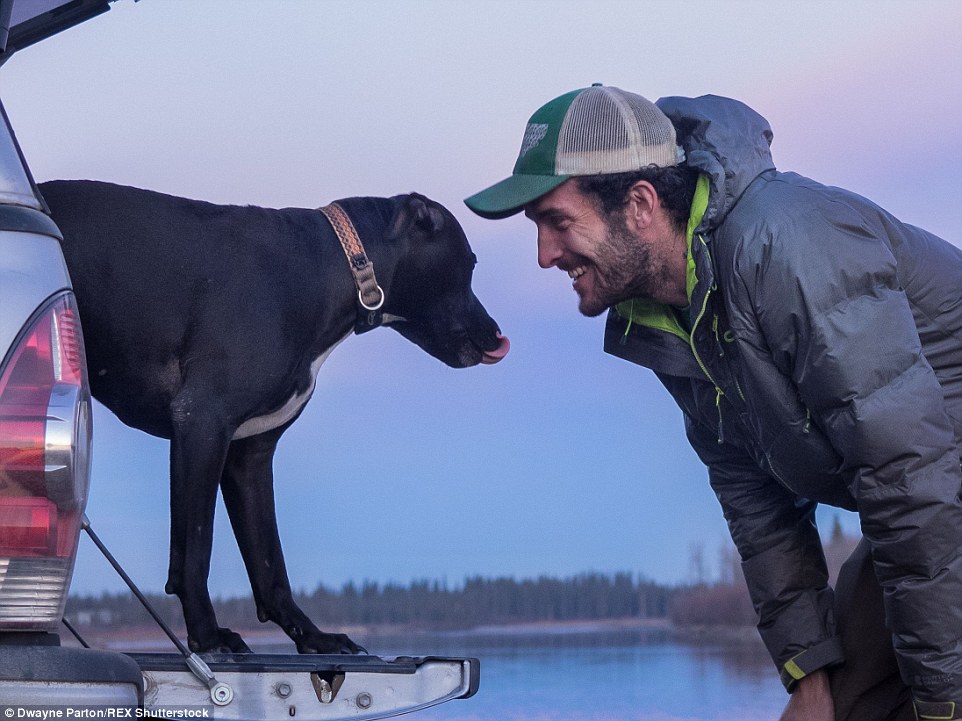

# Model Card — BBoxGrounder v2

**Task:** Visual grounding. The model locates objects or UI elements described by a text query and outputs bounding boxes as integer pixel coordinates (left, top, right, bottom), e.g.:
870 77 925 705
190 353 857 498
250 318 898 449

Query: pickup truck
0 3 478 717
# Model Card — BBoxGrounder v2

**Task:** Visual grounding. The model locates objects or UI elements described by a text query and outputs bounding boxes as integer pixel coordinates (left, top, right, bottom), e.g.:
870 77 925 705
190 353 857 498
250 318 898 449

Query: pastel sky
3 0 959 597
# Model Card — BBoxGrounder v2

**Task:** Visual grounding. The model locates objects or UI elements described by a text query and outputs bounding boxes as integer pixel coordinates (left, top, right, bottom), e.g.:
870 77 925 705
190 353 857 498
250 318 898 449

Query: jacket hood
656 95 775 231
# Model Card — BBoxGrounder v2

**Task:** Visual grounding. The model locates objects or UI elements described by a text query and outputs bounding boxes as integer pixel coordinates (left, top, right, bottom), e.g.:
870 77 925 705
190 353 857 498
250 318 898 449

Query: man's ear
624 180 658 233
388 194 445 240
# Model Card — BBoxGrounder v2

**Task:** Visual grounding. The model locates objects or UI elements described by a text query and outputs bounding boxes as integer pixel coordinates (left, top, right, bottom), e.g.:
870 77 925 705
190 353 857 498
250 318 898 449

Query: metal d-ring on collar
319 202 385 332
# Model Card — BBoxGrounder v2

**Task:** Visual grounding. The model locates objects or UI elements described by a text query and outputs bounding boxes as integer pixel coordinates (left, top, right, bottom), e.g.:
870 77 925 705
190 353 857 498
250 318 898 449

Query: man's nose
537 229 562 269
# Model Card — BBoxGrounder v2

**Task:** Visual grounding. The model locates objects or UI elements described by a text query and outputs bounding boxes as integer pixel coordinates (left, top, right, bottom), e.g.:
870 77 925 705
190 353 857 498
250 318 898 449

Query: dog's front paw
188 626 253 654
294 629 366 655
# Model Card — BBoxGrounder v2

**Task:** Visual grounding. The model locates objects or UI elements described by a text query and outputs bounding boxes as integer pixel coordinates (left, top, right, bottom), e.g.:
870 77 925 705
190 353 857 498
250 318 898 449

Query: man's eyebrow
525 205 562 221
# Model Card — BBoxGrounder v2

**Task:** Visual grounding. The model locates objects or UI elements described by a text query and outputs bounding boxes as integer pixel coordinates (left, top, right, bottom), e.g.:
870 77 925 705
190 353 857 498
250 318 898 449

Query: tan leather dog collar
319 202 385 333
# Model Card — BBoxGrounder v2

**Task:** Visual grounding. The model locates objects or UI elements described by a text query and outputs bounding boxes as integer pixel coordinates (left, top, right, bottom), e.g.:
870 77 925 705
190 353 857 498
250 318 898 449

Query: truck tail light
0 292 91 631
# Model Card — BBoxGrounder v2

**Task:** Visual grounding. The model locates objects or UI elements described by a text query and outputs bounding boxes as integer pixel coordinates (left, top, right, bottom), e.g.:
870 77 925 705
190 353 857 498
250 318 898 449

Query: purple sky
3 0 959 596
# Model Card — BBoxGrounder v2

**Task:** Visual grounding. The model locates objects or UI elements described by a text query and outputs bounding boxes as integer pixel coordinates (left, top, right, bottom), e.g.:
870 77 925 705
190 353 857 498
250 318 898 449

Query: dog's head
380 193 509 368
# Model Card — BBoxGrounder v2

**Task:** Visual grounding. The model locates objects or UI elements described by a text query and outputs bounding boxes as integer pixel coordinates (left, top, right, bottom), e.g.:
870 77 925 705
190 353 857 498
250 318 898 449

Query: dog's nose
481 332 510 364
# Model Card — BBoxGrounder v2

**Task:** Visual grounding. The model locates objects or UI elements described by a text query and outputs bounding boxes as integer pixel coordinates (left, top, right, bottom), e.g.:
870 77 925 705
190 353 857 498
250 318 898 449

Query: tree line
65 572 676 631
66 522 859 632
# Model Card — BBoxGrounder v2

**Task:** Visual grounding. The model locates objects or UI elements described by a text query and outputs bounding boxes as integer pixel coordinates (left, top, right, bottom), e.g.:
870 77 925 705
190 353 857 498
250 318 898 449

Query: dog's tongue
481 333 510 365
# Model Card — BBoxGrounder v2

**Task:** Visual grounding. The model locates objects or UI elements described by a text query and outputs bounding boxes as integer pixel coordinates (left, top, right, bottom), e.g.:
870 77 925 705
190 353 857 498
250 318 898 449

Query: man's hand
778 670 834 721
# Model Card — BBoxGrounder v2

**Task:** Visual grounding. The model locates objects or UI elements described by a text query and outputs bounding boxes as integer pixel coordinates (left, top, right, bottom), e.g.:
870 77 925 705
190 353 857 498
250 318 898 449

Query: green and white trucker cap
465 84 679 220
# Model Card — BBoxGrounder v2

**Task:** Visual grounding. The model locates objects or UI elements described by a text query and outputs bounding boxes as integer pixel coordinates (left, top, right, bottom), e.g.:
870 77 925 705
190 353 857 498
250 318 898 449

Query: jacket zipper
688 235 727 443
703 285 802 477
712 314 747 403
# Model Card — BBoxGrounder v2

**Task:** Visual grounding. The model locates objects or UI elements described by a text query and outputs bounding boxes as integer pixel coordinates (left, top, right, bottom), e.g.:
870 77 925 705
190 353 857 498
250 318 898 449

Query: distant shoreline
61 616 764 653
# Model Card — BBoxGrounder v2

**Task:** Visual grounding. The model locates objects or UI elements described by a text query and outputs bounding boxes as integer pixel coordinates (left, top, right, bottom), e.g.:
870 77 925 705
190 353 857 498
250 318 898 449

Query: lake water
261 625 788 721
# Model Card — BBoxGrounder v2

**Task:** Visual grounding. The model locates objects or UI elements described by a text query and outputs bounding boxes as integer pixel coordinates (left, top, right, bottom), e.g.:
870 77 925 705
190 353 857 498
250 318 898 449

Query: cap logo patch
519 123 549 158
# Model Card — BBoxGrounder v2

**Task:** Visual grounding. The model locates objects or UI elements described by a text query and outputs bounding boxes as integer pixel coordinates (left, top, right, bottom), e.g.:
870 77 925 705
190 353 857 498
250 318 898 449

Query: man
465 85 962 721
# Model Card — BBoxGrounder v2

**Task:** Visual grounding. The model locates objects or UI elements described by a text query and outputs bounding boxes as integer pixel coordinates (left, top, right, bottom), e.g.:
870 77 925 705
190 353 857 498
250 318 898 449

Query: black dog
39 180 509 654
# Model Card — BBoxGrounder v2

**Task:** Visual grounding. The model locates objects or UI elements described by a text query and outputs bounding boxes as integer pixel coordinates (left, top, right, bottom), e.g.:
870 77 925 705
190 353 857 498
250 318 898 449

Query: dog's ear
388 194 445 240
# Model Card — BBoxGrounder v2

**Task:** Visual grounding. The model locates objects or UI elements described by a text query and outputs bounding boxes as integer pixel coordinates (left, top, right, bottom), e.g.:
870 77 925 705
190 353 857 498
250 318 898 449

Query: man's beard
578 217 676 317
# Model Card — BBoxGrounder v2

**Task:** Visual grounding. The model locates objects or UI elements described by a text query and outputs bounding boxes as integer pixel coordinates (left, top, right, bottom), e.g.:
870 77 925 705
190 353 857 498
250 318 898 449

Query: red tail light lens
0 292 91 630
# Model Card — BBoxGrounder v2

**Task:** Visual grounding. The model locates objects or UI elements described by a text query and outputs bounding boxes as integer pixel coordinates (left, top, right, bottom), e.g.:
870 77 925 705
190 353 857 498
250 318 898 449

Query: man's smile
565 262 591 298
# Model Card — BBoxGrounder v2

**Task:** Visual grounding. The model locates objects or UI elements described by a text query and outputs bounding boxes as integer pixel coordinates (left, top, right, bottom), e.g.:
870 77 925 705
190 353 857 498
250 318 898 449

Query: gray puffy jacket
604 94 962 704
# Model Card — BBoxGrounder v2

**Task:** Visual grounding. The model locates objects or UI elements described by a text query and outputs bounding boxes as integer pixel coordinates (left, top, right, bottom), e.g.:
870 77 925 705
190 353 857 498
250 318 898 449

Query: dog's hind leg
165 395 252 654
220 426 363 654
